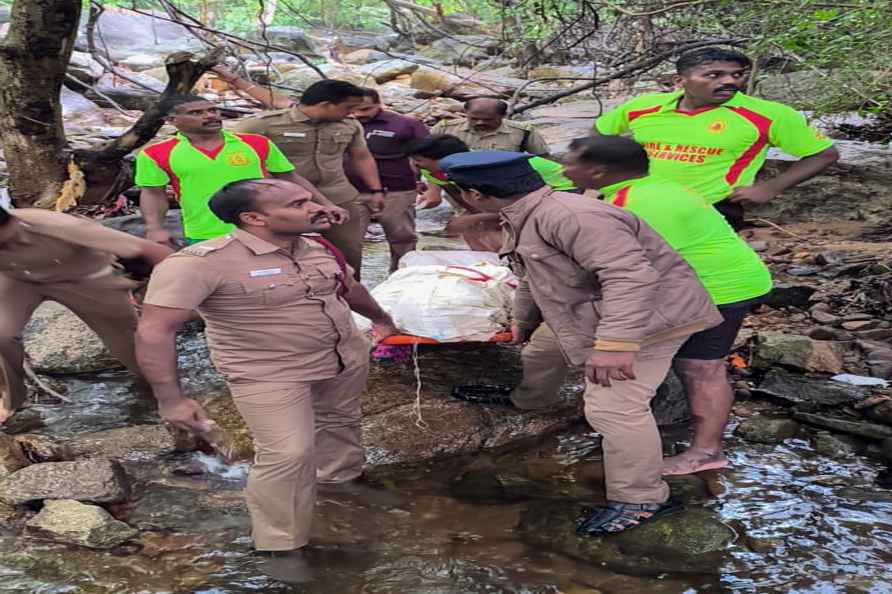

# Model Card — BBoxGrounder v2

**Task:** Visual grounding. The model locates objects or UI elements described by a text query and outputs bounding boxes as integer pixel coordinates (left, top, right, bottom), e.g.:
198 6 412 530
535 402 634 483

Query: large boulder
409 67 525 100
66 51 104 85
23 301 123 374
751 331 847 373
25 499 138 549
519 501 735 576
118 53 166 72
335 30 400 54
75 8 202 62
793 411 892 440
60 86 109 129
0 459 130 506
68 425 196 462
342 49 391 65
280 63 374 90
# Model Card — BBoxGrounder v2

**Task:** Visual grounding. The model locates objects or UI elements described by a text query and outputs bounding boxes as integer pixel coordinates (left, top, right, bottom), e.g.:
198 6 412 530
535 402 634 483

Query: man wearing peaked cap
442 150 722 535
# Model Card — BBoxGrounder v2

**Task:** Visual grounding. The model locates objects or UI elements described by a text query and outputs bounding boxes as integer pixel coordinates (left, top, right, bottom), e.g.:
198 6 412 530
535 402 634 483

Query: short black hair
208 179 264 225
160 94 211 117
569 135 650 173
300 79 365 105
0 207 10 226
676 47 751 74
464 97 508 115
404 134 470 159
360 87 381 103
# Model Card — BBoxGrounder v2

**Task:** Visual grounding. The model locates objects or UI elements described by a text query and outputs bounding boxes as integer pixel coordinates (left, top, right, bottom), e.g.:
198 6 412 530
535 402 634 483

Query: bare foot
662 448 729 476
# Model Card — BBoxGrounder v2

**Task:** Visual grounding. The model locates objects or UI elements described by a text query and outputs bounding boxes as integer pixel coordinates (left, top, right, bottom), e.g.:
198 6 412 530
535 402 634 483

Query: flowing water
2 208 891 593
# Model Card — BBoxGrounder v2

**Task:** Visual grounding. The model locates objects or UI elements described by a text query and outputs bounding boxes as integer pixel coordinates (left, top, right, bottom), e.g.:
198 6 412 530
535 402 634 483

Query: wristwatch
369 189 386 194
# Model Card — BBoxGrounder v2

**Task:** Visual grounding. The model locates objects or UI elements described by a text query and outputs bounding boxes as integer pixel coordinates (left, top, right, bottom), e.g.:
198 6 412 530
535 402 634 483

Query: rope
411 343 428 430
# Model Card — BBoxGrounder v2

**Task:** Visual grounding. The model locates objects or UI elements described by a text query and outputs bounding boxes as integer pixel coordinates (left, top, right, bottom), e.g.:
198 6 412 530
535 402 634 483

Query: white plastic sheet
398 250 504 269
356 260 517 342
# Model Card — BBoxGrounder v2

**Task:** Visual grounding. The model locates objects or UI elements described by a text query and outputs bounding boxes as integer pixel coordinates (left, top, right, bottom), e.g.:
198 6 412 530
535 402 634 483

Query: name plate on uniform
368 130 396 139
283 132 307 138
249 268 283 277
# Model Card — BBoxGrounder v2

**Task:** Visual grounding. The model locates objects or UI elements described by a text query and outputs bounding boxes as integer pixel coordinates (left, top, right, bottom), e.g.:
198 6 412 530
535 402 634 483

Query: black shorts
676 298 761 360
713 198 745 231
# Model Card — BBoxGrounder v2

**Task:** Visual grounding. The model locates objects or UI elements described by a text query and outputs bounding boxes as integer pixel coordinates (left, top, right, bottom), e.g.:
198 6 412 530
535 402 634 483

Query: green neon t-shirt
601 175 772 305
595 91 834 204
422 156 576 191
135 130 295 240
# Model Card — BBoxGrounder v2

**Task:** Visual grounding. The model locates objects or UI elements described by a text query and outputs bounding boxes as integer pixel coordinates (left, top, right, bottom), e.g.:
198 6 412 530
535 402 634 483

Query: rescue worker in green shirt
406 134 576 251
136 94 345 247
594 47 839 229
455 136 773 476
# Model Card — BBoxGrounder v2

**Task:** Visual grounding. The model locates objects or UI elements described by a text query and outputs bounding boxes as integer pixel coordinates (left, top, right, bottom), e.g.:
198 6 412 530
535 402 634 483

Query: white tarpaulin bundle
355 252 517 342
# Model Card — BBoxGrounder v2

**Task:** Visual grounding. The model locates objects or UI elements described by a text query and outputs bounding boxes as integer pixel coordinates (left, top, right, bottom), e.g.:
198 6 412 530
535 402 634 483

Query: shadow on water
3 208 892 593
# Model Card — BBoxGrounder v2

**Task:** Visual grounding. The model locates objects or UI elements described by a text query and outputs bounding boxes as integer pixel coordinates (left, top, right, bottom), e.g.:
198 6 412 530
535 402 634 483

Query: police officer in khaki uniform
431 97 551 157
232 80 385 277
0 206 173 423
136 178 397 584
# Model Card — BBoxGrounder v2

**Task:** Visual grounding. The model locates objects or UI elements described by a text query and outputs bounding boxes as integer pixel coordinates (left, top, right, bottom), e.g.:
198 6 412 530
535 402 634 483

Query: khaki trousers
583 335 687 504
512 324 687 503
0 274 139 417
229 362 368 551
357 190 418 272
321 199 367 280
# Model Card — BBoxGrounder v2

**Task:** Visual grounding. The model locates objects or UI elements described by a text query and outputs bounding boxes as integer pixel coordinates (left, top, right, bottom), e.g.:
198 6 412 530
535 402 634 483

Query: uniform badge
707 120 726 133
227 151 251 166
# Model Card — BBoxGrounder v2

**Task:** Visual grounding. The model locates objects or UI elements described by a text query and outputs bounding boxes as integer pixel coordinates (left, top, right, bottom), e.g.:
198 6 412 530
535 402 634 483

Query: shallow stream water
2 209 891 593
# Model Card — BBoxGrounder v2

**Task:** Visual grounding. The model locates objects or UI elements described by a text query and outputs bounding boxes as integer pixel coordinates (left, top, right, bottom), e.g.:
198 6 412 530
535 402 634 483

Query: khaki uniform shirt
144 230 370 384
231 108 367 205
431 119 550 156
0 209 144 288
500 187 721 365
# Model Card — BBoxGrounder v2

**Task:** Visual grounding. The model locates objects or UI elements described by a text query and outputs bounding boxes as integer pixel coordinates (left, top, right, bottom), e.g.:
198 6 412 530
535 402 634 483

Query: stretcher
380 331 514 345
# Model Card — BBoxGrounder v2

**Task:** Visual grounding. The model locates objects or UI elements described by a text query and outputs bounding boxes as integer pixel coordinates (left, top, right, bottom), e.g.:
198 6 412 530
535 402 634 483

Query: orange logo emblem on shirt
707 120 726 133
227 151 251 166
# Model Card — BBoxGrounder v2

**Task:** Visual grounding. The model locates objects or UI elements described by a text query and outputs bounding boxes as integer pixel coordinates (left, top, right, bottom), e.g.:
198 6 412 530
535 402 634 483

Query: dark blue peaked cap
440 151 535 187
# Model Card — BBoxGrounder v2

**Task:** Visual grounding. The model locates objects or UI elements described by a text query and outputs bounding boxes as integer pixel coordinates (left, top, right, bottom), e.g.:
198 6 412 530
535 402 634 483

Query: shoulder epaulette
178 235 236 257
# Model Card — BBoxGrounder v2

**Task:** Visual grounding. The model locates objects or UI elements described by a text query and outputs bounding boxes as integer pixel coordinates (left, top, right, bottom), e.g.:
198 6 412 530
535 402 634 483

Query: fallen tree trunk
0 0 82 208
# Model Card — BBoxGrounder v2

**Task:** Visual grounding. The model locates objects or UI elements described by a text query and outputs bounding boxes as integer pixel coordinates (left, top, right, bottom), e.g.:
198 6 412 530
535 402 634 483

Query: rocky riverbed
1 205 892 592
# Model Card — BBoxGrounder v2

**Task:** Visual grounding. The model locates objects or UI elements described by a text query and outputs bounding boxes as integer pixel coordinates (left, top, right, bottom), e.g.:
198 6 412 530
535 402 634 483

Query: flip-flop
576 498 684 536
451 384 515 406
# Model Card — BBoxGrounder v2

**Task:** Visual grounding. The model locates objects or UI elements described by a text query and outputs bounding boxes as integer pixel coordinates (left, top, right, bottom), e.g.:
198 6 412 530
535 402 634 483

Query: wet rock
0 434 29 478
0 459 130 506
793 412 892 440
124 484 248 533
843 313 875 322
751 331 846 373
836 488 892 504
734 417 800 444
69 425 196 462
23 301 123 374
863 401 892 426
0 500 24 525
518 502 734 575
14 434 72 463
858 328 892 341
808 326 854 341
812 431 866 458
652 370 690 426
754 368 866 406
842 319 880 331
763 283 816 309
882 438 892 463
25 499 138 549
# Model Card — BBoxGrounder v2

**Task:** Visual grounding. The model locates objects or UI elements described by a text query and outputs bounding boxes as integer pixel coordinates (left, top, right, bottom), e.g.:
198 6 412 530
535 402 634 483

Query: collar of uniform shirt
232 228 302 256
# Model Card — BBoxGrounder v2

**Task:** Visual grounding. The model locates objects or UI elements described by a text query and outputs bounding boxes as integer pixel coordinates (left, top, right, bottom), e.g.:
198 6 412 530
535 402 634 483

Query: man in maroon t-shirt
347 88 429 272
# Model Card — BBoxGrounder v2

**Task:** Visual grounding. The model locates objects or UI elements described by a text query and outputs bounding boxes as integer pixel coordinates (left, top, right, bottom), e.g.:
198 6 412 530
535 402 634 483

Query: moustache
716 86 738 92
